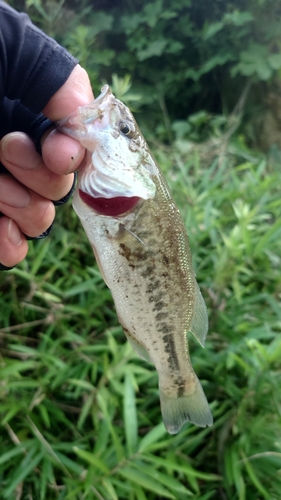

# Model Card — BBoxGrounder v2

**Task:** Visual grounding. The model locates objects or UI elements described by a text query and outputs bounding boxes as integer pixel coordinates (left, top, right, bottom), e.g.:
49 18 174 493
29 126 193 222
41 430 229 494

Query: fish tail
159 379 213 435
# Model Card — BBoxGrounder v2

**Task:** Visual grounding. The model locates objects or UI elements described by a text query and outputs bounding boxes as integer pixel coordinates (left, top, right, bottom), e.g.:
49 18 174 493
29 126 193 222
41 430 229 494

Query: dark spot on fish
140 266 154 278
177 386 185 398
119 243 132 261
157 323 171 334
154 291 165 302
153 301 165 312
119 243 151 264
162 255 169 265
146 280 160 293
176 376 185 386
167 355 180 371
162 333 180 370
156 312 168 322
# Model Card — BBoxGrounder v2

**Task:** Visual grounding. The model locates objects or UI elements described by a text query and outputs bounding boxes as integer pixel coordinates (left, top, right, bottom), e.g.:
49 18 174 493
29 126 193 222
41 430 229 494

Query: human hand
0 65 94 269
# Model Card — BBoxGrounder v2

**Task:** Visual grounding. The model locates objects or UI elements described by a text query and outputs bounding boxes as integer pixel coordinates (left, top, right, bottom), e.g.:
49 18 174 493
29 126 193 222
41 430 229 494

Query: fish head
58 85 157 217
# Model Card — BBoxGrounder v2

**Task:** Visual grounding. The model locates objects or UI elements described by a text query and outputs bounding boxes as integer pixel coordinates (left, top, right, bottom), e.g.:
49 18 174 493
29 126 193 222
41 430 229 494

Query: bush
10 0 281 141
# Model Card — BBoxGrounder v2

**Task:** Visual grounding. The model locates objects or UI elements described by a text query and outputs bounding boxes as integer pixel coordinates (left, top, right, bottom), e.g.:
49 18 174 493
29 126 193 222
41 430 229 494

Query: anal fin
122 327 151 363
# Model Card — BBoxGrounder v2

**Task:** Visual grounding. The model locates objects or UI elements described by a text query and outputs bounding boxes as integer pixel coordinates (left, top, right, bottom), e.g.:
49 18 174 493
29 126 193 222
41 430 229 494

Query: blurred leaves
11 0 281 136
232 43 281 80
2 0 281 498
107 74 143 109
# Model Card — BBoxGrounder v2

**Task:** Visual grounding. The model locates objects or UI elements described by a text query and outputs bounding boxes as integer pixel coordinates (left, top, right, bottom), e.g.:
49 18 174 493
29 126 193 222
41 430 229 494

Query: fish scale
58 85 213 434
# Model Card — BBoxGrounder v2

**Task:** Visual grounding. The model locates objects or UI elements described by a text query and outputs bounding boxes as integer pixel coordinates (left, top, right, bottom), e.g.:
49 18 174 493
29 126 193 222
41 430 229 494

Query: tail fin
159 380 213 435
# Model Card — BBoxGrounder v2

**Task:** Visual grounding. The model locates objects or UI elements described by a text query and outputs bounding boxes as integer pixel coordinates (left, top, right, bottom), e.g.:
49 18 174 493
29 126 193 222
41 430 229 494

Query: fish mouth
79 190 140 216
57 85 113 138
58 84 157 208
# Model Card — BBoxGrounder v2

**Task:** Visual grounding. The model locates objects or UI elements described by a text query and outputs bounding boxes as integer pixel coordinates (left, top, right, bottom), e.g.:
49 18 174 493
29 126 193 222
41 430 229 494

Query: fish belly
82 202 212 434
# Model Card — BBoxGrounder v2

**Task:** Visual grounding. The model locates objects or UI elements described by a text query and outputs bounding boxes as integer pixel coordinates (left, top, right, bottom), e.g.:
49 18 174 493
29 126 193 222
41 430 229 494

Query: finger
41 128 85 175
0 132 76 200
43 65 94 121
0 217 28 268
0 175 55 238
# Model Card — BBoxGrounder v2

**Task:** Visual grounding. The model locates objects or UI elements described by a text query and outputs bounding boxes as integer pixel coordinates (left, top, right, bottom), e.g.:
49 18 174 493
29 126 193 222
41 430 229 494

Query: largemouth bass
58 85 213 434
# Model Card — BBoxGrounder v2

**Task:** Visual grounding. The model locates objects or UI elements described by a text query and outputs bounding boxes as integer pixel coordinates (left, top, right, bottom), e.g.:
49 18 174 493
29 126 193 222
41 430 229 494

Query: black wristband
24 221 54 241
53 171 77 206
0 262 15 271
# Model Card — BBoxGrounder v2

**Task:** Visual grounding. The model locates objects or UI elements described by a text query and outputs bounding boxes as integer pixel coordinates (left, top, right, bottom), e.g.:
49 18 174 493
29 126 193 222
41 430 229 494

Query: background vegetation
1 0 281 498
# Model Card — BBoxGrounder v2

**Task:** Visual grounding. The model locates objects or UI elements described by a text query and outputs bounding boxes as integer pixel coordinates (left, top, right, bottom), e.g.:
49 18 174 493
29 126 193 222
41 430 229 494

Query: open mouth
79 190 140 216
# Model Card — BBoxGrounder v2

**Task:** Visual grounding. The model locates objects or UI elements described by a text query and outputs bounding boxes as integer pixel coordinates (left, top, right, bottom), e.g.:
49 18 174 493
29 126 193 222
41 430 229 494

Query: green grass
1 140 281 499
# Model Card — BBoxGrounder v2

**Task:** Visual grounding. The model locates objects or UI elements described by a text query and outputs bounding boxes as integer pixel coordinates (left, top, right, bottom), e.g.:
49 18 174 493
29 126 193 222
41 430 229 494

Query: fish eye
120 122 134 137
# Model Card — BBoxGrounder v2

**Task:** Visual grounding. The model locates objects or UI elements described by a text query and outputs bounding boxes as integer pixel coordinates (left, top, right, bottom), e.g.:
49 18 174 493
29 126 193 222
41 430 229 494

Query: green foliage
232 44 281 81
172 111 227 142
9 0 281 138
2 0 281 498
107 74 143 110
1 138 281 498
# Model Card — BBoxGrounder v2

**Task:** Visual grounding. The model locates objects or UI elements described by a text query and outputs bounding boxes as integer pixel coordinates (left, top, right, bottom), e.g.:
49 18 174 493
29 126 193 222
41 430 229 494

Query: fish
58 85 213 434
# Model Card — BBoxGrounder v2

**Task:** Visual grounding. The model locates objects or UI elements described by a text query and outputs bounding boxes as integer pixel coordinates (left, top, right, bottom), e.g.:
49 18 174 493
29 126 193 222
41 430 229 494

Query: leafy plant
2 1 281 498
1 134 281 498
10 0 281 140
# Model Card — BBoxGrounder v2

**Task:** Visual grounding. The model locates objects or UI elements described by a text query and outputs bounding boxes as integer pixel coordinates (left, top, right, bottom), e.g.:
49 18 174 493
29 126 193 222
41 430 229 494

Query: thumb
42 64 94 121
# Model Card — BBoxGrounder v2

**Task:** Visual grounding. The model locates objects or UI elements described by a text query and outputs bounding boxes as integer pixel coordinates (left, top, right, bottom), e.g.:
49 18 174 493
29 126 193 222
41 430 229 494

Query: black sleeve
0 1 78 113
0 97 53 155
0 2 79 161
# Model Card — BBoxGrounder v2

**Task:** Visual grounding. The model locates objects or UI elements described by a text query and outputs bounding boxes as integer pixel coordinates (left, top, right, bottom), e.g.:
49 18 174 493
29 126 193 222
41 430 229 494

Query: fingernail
8 219 22 246
0 176 30 207
1 133 39 170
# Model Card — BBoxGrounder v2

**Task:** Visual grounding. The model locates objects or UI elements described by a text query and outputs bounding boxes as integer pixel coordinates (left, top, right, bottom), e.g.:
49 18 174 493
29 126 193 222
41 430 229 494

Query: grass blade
123 372 138 456
119 466 175 499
